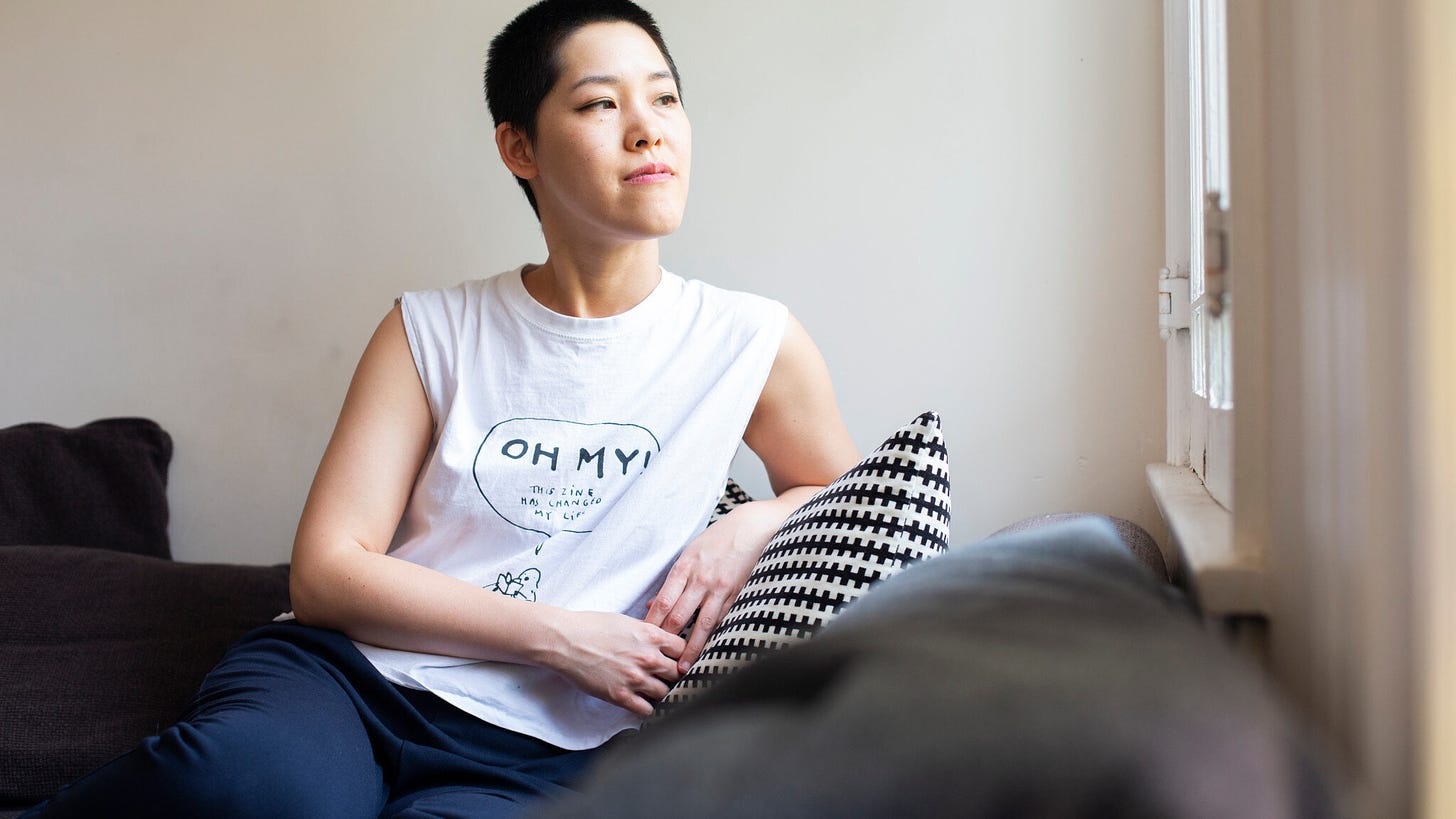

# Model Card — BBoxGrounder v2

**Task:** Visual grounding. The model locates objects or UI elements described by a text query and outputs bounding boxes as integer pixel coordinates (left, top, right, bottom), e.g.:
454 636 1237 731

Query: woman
27 1 857 816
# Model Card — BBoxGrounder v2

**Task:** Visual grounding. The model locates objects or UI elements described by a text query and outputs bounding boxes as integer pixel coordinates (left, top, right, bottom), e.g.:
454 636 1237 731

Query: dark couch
0 547 291 815
0 419 1335 817
0 419 293 815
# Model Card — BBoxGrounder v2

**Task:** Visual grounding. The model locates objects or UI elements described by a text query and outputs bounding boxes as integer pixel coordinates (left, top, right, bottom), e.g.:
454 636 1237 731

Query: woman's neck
523 239 662 318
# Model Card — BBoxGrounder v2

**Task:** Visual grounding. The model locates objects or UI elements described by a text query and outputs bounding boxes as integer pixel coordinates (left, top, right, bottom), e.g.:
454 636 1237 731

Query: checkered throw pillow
654 411 951 718
709 478 753 525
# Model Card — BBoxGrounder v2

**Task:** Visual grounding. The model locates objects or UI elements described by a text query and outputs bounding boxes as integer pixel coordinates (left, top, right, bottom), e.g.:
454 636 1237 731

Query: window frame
1150 0 1256 615
1169 0 1233 506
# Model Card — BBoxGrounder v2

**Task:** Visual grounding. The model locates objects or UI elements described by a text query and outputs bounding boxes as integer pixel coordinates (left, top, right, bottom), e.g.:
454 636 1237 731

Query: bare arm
646 312 861 671
740 312 860 496
289 305 683 716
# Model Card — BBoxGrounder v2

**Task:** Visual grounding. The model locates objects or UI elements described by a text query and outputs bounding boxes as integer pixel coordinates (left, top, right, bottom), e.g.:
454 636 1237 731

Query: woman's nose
626 111 663 150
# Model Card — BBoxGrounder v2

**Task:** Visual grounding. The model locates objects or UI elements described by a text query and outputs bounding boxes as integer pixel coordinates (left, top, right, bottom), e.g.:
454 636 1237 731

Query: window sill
1146 463 1266 616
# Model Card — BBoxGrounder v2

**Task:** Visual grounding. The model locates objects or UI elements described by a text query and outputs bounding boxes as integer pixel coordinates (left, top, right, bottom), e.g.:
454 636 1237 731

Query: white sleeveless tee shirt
354 265 787 750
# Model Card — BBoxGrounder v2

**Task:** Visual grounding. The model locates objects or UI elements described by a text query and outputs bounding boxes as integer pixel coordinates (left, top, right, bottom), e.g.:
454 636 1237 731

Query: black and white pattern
655 411 951 718
708 478 753 525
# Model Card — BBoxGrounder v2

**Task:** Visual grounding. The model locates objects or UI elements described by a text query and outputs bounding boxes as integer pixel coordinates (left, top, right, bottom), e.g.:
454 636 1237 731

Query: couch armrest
0 546 290 807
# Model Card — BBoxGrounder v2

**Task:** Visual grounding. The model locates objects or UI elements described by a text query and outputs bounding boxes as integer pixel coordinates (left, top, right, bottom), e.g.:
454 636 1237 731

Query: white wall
0 0 1166 564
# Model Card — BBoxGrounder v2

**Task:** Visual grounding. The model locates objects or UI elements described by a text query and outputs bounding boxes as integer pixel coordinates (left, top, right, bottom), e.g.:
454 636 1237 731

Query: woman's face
524 21 691 244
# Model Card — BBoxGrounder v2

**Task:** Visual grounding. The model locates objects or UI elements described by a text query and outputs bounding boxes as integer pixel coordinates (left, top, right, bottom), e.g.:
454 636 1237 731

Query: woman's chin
543 199 687 245
617 209 685 242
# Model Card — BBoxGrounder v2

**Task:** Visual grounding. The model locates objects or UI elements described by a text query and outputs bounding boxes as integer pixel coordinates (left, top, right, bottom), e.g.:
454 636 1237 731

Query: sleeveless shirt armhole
396 292 440 430
767 299 790 353
760 298 792 393
733 297 791 438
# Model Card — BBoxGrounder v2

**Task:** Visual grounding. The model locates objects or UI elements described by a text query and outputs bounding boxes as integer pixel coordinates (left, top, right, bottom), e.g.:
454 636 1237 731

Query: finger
640 676 670 702
680 593 726 672
622 694 654 719
645 570 689 628
648 627 687 663
660 630 687 658
607 682 656 718
659 585 707 637
649 650 683 685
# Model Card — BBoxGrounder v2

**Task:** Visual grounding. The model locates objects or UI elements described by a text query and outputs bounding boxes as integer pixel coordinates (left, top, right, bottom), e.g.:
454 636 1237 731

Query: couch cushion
654 411 951 717
545 519 1335 819
990 511 1170 581
0 418 173 559
0 546 291 807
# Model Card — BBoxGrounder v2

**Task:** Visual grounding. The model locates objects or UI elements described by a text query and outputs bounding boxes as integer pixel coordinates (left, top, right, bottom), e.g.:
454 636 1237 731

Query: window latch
1158 266 1190 340
1204 190 1229 318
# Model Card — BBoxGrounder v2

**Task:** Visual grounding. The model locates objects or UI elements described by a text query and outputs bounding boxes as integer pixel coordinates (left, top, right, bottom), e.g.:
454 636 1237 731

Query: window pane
1203 0 1231 209
1209 307 1232 409
1189 0 1206 299
1193 303 1207 399
1202 0 1233 412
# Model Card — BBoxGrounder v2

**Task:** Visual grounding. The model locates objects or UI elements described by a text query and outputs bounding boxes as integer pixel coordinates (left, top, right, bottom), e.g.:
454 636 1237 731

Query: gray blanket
539 519 1336 819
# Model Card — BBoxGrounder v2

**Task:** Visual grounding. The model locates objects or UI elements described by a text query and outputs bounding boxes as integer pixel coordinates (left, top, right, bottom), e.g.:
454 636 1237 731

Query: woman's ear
495 122 538 181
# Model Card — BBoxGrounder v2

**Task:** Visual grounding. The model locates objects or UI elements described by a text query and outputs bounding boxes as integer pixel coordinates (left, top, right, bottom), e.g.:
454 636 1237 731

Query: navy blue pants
25 623 606 818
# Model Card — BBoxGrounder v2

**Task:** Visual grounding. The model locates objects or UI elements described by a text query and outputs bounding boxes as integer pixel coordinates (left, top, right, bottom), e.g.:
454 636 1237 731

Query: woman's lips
625 163 674 184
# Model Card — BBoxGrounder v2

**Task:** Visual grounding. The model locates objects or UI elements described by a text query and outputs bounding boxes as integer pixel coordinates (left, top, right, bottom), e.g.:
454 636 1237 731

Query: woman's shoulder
396 268 527 321
401 268 520 302
673 272 786 319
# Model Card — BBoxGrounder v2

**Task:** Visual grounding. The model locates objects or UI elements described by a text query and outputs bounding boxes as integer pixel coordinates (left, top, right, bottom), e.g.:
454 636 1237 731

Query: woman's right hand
540 610 686 718
288 304 681 719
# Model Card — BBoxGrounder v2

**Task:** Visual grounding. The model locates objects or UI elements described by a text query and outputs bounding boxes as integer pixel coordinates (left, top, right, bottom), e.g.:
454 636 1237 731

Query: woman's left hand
648 312 860 676
644 493 813 674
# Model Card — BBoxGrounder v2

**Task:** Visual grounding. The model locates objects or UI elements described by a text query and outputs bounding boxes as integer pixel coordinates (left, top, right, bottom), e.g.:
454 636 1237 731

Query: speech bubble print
473 418 661 537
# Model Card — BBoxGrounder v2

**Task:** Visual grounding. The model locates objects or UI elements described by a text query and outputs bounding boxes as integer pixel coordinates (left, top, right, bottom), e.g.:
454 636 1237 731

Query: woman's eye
655 93 679 106
581 99 615 111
